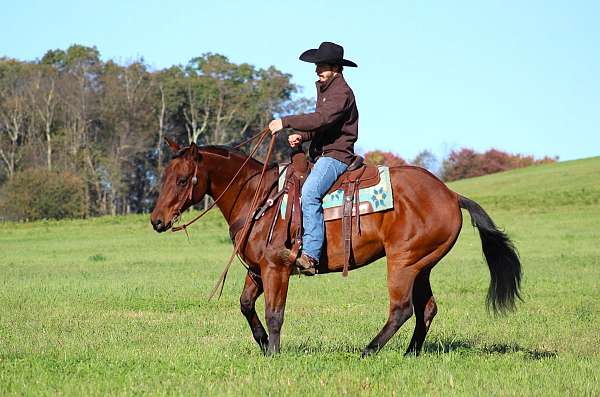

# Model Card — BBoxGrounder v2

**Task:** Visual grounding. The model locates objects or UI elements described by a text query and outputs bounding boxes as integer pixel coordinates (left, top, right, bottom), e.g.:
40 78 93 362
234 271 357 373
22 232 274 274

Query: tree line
0 44 557 221
363 148 556 181
0 45 310 219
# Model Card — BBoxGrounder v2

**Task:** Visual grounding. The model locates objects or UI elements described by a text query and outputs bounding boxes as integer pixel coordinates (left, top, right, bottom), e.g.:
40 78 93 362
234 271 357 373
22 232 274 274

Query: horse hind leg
361 262 418 357
240 272 269 353
405 268 438 356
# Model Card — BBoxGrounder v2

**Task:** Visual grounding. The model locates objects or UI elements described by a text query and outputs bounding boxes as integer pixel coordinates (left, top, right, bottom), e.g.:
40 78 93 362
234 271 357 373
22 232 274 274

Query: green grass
1 157 600 396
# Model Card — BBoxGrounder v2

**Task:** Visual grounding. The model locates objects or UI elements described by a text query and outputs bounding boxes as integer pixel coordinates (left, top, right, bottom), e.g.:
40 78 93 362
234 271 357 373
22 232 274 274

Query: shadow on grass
282 338 557 360
285 342 363 355
422 338 557 360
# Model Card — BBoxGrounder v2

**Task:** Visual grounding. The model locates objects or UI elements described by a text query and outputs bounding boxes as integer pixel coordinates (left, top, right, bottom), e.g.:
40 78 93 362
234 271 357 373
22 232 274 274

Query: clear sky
2 0 599 161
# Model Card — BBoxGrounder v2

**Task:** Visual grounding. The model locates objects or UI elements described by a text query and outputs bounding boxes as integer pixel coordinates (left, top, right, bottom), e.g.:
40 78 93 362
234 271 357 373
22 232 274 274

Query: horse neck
202 149 272 225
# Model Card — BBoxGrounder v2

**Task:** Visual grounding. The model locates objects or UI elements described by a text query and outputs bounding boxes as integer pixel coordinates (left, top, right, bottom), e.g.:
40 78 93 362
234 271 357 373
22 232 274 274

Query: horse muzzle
151 217 171 233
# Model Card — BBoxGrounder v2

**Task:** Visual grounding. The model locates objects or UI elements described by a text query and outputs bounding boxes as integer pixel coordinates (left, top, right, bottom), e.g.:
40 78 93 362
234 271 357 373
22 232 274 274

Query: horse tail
458 195 522 314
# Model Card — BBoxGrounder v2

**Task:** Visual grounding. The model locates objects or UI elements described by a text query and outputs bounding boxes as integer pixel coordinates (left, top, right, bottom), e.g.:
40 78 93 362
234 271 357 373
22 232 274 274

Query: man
269 41 359 276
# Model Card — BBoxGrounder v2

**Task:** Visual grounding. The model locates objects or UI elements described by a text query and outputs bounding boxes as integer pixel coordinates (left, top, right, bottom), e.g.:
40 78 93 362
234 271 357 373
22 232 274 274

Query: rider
269 41 359 275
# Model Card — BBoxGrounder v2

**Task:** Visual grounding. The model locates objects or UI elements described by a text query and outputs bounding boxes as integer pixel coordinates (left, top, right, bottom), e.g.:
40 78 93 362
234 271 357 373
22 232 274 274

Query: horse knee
240 296 255 317
390 302 414 327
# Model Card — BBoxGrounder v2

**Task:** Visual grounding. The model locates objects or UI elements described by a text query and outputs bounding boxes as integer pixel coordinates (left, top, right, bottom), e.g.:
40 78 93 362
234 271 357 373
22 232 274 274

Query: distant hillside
448 156 600 211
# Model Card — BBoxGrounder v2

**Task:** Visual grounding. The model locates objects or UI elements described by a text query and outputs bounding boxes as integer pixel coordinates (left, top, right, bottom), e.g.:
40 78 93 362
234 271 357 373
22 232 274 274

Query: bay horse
150 138 522 357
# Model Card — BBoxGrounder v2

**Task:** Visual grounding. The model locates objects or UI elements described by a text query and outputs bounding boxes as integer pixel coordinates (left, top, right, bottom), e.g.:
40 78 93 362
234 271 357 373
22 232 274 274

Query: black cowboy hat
299 42 358 68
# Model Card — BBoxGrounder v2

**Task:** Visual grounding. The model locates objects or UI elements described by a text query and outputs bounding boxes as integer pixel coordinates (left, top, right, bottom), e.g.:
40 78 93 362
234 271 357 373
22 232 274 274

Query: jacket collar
316 73 342 93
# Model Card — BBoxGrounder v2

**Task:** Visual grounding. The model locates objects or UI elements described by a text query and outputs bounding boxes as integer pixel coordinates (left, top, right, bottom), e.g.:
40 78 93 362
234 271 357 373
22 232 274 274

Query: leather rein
169 127 277 299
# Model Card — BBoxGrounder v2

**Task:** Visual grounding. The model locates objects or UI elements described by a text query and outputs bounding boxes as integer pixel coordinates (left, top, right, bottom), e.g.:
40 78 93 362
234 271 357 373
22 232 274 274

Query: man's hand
288 133 302 148
269 119 283 135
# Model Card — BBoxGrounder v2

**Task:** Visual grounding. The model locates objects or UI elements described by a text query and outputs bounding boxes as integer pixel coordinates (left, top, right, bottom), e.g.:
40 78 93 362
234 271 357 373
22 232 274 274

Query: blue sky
2 0 599 161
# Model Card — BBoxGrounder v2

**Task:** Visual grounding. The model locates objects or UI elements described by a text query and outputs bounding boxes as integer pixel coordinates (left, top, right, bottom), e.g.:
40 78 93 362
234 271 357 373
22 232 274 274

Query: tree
27 63 59 171
441 147 558 181
0 45 315 217
0 59 31 179
411 149 438 174
98 60 154 214
54 45 102 215
364 150 406 167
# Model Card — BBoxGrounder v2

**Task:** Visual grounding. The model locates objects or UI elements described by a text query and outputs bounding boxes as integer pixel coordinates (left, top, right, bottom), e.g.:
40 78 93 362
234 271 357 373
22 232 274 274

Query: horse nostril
153 219 163 231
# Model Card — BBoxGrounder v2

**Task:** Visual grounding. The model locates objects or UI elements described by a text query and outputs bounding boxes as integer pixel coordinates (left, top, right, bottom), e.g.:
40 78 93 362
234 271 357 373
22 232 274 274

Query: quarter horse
150 138 522 357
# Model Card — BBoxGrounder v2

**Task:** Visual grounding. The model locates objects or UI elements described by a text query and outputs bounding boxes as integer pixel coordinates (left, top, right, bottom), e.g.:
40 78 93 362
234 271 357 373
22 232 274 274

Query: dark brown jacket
282 74 358 165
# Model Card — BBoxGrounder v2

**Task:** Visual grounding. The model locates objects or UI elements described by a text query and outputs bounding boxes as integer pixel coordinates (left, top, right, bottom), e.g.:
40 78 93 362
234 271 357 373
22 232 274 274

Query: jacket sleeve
299 130 316 142
281 90 350 133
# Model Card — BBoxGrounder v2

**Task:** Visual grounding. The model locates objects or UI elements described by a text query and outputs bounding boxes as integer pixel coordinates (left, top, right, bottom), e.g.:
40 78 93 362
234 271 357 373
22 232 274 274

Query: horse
150 138 522 357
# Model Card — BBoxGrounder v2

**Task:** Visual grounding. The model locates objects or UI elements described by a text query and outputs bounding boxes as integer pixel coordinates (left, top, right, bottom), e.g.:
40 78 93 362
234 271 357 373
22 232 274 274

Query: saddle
278 150 381 277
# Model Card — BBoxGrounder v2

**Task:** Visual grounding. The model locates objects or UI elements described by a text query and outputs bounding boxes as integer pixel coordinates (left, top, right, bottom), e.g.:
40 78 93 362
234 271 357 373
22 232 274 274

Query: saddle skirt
278 164 394 221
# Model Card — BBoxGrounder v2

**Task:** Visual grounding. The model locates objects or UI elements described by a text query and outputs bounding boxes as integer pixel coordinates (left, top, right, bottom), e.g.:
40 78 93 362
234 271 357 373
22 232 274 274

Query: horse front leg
240 272 269 353
261 262 292 355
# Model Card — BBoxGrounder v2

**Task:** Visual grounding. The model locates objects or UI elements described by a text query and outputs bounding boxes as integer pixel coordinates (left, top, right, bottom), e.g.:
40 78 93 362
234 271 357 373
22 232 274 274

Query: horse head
150 137 209 232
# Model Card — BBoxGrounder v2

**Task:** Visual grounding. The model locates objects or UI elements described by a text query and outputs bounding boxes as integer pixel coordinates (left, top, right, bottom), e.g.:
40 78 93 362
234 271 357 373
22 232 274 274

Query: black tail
458 195 522 314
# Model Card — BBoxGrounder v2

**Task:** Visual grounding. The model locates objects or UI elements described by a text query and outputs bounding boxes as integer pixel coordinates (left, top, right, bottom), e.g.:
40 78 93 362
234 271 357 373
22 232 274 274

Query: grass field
1 157 599 396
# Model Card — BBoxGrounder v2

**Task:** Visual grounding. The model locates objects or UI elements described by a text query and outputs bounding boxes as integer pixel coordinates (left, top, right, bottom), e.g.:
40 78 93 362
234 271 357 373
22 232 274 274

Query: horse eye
177 176 188 186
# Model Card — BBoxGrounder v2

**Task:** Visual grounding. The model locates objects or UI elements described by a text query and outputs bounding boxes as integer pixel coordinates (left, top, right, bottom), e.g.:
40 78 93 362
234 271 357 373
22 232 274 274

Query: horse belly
322 212 386 273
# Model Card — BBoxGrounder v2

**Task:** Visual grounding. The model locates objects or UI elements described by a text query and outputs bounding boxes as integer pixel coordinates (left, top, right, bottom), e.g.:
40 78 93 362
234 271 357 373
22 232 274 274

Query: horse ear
189 142 203 160
164 136 181 152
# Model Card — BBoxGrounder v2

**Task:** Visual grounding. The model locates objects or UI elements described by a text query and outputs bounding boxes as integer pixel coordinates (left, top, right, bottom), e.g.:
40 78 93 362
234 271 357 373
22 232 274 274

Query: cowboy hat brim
299 49 358 67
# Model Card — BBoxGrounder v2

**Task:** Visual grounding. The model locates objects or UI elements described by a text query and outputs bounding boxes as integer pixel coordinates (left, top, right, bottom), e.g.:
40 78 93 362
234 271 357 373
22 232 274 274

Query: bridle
171 162 199 227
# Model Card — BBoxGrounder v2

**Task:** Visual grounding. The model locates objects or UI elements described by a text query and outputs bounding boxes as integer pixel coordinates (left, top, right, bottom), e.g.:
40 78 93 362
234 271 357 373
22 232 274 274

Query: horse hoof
360 348 376 358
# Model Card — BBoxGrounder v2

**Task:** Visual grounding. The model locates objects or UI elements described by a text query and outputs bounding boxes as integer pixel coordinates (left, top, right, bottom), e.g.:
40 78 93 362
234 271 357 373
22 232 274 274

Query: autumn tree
441 147 557 181
364 150 406 167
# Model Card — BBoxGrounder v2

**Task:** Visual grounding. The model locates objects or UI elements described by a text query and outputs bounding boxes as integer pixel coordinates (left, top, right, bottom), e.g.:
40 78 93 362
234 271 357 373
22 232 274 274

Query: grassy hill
1 157 599 396
450 156 600 210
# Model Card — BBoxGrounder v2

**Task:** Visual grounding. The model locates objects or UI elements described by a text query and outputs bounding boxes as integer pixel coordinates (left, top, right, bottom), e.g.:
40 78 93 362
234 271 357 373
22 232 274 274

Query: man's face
315 64 338 82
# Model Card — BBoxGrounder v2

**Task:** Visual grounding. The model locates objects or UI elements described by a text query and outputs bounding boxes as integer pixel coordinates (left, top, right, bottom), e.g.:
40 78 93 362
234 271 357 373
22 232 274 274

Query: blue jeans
301 156 348 261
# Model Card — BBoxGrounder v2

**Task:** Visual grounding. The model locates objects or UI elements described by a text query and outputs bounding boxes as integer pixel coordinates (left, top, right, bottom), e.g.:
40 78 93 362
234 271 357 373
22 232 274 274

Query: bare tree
0 60 29 179
182 73 210 144
28 65 58 170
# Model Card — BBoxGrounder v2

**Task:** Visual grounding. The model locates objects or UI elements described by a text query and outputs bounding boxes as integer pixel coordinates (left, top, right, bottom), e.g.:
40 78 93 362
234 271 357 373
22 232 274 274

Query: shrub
441 148 558 182
0 168 85 221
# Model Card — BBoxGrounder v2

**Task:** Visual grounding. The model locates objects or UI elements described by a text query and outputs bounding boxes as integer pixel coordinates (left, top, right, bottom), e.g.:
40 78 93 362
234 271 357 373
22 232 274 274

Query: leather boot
279 249 318 276
296 253 318 276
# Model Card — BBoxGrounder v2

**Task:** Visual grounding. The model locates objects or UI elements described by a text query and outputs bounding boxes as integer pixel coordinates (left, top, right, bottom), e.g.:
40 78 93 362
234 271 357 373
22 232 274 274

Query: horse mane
173 144 269 168
201 145 254 160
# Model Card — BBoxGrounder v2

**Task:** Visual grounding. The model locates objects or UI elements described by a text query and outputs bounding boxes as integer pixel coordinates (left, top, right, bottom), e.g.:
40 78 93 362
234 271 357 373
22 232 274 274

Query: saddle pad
278 165 393 220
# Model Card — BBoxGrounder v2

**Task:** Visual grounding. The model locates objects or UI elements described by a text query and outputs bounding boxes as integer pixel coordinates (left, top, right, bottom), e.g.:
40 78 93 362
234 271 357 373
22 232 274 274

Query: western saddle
277 149 381 276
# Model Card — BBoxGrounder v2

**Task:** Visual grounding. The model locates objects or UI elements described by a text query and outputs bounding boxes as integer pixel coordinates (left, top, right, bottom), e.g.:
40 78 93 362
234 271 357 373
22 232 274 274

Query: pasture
1 157 599 396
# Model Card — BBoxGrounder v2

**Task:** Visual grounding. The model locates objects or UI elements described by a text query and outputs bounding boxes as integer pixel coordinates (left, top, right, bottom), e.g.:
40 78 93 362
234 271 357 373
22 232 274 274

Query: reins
171 127 271 233
170 126 277 300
